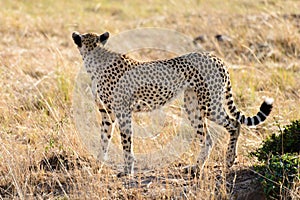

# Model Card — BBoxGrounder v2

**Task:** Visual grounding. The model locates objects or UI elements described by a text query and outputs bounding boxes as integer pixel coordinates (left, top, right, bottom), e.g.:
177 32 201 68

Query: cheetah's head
72 31 109 55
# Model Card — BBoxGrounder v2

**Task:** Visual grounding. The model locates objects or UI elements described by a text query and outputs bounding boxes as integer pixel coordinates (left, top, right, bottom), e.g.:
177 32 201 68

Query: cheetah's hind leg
225 120 241 168
183 89 213 175
207 102 241 168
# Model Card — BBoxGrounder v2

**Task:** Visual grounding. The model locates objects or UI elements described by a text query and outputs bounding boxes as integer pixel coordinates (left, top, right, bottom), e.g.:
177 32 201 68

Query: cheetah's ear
72 32 82 47
99 32 109 45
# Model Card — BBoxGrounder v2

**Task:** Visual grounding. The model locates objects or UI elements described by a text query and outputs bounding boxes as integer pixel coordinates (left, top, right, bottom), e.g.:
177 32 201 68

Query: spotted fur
72 31 273 175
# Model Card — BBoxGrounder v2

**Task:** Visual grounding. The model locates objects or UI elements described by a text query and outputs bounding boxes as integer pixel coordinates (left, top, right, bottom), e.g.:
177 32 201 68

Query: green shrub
251 120 300 161
251 120 300 199
254 154 300 199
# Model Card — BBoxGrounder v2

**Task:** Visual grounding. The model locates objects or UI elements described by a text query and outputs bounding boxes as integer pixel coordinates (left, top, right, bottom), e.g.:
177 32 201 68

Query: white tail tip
264 97 274 105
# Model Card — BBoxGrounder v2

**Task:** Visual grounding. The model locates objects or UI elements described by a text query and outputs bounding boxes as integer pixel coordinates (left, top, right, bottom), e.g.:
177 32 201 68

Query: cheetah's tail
225 84 273 126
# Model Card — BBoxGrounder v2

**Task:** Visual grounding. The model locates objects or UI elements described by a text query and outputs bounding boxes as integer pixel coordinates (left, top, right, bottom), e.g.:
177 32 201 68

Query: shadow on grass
0 152 265 199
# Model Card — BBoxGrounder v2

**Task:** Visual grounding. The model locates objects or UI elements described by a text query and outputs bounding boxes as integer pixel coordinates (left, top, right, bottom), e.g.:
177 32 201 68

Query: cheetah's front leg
115 110 135 175
98 107 116 160
93 88 116 160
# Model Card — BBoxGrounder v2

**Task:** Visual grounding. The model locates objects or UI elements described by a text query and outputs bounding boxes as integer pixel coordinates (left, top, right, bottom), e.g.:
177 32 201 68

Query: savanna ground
1 0 300 199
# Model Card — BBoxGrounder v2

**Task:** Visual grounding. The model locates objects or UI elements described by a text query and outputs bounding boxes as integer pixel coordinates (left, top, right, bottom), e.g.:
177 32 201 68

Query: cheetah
72 31 273 175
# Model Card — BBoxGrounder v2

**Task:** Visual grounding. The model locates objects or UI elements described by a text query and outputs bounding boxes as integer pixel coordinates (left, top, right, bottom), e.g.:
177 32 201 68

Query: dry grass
1 0 300 199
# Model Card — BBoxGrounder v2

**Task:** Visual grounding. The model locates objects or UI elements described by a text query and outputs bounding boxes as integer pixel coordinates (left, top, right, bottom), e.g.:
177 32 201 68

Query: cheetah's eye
72 32 82 48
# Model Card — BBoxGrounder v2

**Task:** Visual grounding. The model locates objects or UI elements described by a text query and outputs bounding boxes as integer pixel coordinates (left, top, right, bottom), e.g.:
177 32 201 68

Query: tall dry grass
0 0 299 199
